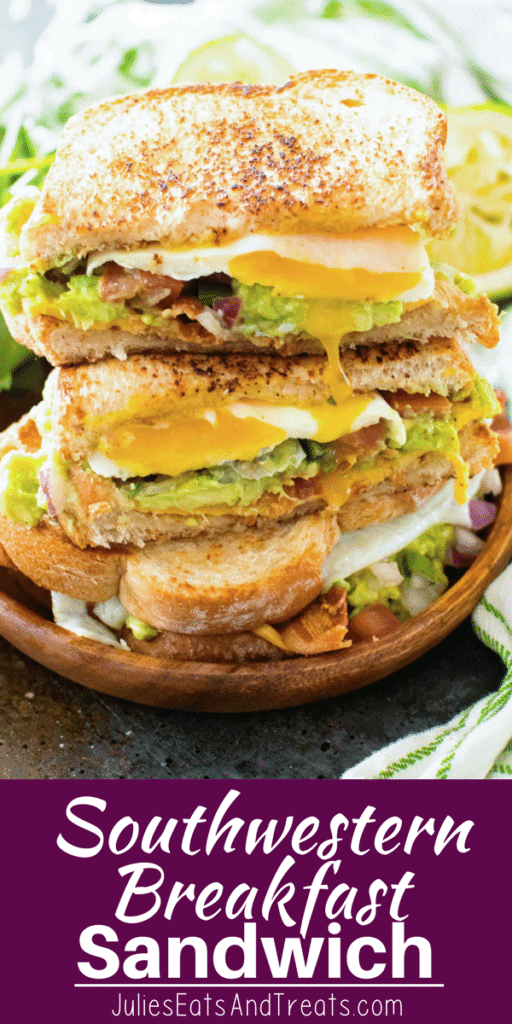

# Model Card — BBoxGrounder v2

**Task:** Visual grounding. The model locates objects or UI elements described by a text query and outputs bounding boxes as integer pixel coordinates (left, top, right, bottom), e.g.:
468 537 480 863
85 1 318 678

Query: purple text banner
3 780 509 1022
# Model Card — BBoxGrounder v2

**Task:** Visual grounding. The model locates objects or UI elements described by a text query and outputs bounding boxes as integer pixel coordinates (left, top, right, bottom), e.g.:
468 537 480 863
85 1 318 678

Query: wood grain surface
0 465 510 712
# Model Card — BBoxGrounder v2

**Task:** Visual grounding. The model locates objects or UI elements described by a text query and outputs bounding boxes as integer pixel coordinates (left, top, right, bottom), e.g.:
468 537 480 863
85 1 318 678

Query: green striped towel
342 566 512 780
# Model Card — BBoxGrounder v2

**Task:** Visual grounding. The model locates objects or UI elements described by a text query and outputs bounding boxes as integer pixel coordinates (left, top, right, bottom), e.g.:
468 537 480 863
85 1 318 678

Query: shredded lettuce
338 523 455 620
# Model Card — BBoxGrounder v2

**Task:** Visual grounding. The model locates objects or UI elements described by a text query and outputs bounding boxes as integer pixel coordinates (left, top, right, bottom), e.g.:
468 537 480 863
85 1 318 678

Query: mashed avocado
122 438 325 512
454 374 501 420
0 269 126 331
0 265 406 340
234 280 404 338
430 261 477 297
125 614 158 641
388 376 499 458
401 417 460 455
338 523 455 620
0 451 46 526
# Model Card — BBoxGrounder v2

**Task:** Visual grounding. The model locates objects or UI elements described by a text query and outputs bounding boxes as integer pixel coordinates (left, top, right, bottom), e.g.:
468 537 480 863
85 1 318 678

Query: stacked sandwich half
0 71 504 661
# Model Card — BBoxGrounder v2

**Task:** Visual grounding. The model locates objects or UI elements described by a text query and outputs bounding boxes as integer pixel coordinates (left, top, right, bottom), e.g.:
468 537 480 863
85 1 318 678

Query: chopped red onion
38 462 67 517
213 295 241 327
446 546 475 568
468 499 496 530
401 578 445 615
38 464 56 516
480 468 502 497
0 268 12 282
446 527 484 567
37 466 56 516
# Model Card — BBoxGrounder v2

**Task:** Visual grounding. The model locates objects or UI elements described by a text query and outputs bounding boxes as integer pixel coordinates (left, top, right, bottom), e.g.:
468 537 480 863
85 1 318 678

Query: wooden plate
0 465 511 712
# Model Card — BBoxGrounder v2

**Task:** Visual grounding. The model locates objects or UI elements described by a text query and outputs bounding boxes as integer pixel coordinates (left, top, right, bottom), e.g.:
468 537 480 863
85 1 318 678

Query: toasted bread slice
20 71 457 267
5 278 499 366
0 510 340 633
47 341 475 462
0 516 125 601
119 513 340 634
0 403 497 554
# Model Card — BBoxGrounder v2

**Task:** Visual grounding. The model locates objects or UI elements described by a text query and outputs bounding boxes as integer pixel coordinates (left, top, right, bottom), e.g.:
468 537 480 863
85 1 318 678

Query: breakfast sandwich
0 70 507 663
0 341 499 550
0 71 499 372
0 328 501 661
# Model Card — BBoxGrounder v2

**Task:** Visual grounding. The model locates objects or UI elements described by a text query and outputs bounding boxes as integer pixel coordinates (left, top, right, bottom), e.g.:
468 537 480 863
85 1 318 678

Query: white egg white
88 395 404 479
322 470 487 587
86 234 434 304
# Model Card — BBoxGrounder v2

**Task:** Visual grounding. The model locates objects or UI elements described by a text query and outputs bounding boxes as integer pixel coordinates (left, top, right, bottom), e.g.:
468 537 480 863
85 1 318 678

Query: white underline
75 983 444 989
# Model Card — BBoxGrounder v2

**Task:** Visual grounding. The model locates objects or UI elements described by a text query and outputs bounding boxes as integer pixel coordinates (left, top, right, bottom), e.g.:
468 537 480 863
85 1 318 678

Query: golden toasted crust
48 339 475 465
0 517 125 600
119 514 340 634
50 351 330 462
5 278 498 366
20 70 457 265
336 422 499 531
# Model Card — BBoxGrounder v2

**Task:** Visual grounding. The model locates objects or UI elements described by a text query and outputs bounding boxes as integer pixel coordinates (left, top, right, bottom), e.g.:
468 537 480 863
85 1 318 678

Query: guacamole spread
338 523 455 621
0 451 46 527
122 438 326 513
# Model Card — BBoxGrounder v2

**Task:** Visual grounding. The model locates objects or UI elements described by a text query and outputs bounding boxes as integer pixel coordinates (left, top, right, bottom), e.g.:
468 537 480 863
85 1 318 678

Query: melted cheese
321 441 469 510
92 394 404 479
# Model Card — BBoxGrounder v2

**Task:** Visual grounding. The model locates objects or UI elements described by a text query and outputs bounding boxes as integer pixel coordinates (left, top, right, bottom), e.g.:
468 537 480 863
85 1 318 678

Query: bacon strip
278 586 351 655
98 262 184 303
283 477 323 500
380 390 451 417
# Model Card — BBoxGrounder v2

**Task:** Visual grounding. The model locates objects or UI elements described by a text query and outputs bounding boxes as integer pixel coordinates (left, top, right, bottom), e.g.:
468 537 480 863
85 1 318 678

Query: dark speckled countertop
0 619 504 779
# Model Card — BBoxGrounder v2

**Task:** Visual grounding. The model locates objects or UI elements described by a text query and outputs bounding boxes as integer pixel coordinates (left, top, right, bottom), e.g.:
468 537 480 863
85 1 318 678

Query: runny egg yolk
96 396 376 479
228 227 425 408
227 253 421 303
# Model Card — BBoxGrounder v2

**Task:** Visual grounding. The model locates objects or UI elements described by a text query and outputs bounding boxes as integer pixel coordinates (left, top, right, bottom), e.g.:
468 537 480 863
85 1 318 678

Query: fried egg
89 393 405 480
87 226 434 305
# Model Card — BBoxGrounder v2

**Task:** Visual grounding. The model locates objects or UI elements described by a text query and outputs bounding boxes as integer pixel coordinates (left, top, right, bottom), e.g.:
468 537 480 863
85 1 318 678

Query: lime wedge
172 33 294 86
429 105 512 300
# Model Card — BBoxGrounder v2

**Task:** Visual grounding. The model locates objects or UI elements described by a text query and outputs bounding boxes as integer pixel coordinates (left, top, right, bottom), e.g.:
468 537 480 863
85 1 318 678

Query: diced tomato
491 408 512 465
283 477 323 500
494 388 508 412
348 604 401 642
